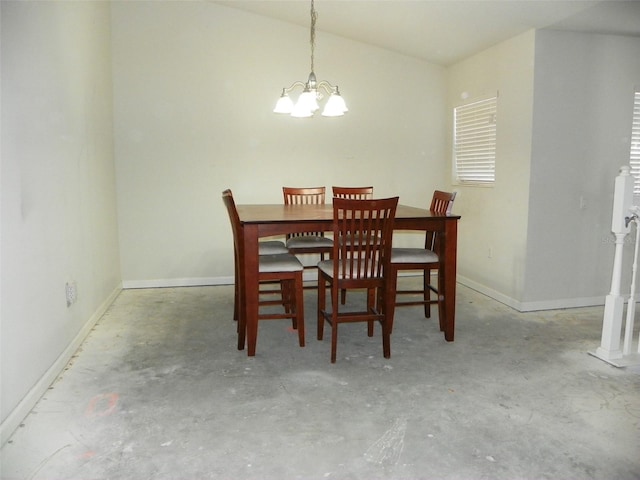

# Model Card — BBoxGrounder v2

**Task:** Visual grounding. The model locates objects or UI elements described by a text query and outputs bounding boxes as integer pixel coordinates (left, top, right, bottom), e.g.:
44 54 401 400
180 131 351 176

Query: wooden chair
282 187 334 272
388 190 456 332
332 186 375 303
317 196 398 362
222 190 290 322
222 189 305 352
332 186 374 200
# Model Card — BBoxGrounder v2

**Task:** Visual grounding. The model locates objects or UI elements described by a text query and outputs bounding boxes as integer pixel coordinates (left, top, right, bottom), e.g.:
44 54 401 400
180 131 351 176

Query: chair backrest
332 186 374 200
283 186 326 205
283 186 327 240
426 190 456 250
222 189 242 253
430 190 456 215
332 197 398 281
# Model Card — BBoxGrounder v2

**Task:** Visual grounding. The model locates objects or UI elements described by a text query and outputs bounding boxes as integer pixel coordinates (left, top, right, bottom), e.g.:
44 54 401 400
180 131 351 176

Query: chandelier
273 0 348 118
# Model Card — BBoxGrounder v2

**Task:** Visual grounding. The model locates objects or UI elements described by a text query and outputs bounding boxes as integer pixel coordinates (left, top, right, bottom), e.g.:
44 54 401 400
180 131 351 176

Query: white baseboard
127 273 607 312
0 285 122 446
457 275 605 312
122 271 424 290
123 276 233 289
518 295 605 312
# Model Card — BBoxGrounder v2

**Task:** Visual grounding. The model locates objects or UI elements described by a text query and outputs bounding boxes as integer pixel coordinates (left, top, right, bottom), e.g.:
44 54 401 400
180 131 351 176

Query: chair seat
259 240 289 255
391 248 439 264
286 236 334 249
259 254 304 273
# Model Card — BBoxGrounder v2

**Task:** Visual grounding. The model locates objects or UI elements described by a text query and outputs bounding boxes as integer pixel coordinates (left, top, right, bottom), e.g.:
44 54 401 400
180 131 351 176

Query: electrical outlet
65 281 77 307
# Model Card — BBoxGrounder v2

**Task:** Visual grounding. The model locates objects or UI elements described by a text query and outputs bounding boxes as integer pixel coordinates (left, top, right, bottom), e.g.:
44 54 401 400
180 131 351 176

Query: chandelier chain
310 0 317 73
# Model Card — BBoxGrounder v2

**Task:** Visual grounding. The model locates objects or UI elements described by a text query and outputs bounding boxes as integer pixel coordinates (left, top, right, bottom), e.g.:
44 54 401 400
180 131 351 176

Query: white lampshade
291 100 313 118
291 90 318 118
273 94 294 114
321 92 348 117
301 90 320 112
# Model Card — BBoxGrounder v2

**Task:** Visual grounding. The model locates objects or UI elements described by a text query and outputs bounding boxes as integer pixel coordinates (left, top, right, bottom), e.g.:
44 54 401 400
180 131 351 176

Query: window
453 95 497 185
630 89 640 196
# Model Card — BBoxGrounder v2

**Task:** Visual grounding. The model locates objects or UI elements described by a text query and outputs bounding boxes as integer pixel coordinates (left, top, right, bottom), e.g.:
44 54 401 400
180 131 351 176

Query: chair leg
330 285 340 363
294 273 305 347
233 282 239 322
367 288 375 337
331 313 339 363
233 254 239 322
382 316 391 359
340 288 347 305
423 268 431 318
437 294 446 332
382 280 394 358
282 280 297 329
437 269 445 332
317 274 326 340
237 294 246 351
236 257 246 349
387 265 399 334
234 280 240 331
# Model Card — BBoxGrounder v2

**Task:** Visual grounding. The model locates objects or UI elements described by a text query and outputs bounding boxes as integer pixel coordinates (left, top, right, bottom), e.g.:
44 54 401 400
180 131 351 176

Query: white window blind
453 96 497 185
630 89 640 196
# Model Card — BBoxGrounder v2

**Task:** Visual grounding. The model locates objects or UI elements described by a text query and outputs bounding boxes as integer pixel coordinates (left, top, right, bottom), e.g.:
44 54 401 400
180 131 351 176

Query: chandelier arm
281 81 308 94
316 80 337 95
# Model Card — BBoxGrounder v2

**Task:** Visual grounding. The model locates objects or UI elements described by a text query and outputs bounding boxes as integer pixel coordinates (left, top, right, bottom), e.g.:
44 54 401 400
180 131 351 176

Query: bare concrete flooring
2 280 639 480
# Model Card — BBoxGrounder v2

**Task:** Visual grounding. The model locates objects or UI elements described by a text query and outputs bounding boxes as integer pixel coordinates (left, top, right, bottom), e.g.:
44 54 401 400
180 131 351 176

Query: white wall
0 1 121 442
110 1 448 288
447 29 640 311
524 30 640 308
447 31 536 308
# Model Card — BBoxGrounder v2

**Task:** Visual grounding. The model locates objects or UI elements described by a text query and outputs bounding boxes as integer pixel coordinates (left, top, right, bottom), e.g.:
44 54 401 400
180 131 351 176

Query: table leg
442 219 458 342
243 224 260 356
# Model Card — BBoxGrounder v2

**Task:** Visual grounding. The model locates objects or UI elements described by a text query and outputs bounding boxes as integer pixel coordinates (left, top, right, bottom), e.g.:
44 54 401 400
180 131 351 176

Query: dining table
235 203 461 356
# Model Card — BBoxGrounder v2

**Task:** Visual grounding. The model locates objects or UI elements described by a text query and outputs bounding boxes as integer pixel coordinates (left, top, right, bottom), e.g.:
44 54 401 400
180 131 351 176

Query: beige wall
447 31 536 307
1 1 121 440
110 1 448 287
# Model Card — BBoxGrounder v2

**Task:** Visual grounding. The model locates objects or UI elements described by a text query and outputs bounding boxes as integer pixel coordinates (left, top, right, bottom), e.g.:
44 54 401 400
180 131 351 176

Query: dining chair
282 187 334 275
222 189 305 352
332 186 375 303
317 196 398 362
388 190 456 332
222 190 290 321
332 186 374 200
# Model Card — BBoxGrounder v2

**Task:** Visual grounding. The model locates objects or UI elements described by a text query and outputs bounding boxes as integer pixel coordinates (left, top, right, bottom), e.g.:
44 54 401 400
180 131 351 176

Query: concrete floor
2 280 639 480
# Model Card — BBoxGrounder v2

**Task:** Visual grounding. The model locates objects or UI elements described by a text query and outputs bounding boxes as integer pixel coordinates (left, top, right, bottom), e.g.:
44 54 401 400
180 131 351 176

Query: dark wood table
236 203 461 356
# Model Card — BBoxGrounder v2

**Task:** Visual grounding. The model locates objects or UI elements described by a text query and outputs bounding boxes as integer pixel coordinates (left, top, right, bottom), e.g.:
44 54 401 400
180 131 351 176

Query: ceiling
214 0 640 66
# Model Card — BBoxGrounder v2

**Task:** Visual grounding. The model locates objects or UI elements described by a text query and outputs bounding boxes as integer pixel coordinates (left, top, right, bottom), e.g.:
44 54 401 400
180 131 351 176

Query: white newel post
597 231 627 361
592 166 640 367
